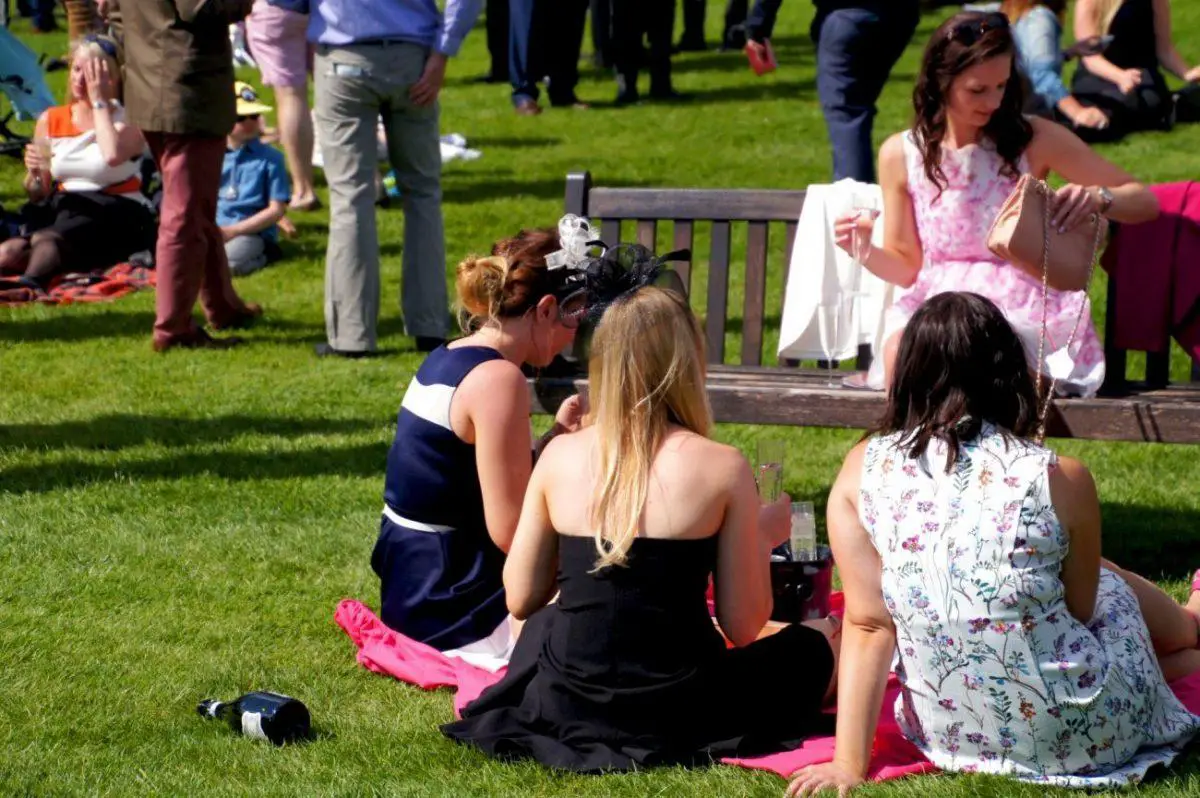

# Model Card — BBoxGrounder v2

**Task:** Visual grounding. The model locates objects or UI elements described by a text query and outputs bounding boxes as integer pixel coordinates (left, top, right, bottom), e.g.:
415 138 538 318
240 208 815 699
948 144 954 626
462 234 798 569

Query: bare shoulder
458 357 529 415
1047 453 1099 522
879 132 910 186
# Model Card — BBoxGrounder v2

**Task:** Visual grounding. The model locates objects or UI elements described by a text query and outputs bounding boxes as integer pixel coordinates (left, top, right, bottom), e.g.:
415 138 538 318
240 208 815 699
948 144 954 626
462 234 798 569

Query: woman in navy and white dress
372 219 592 669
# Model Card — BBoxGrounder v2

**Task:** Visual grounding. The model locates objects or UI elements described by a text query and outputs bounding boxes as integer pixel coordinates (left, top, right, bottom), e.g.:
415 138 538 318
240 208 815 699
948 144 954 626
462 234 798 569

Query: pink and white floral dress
885 132 1105 396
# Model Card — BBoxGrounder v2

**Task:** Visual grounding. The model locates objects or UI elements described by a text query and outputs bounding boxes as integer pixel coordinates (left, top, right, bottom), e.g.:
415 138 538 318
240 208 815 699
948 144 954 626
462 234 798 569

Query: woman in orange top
0 34 152 288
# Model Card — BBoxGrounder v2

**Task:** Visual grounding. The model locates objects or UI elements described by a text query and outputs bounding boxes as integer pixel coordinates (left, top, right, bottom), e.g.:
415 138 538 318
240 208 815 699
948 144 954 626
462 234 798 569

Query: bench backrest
565 171 804 367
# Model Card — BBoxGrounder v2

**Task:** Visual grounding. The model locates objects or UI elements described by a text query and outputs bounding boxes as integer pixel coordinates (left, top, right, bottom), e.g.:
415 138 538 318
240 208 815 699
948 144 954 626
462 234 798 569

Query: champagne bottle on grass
197 691 311 745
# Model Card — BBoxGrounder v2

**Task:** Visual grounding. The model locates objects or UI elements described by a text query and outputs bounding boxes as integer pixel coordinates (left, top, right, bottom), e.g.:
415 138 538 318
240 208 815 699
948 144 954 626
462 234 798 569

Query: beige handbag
986 174 1108 292
986 175 1107 442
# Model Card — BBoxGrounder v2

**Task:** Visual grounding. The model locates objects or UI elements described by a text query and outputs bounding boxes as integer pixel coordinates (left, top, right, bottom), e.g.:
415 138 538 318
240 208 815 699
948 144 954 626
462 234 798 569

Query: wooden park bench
528 171 1200 444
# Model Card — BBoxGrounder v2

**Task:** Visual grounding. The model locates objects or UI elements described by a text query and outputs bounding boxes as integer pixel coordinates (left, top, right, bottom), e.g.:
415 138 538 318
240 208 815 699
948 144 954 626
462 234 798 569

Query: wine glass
816 294 844 387
754 438 784 504
789 501 816 562
33 136 52 191
850 196 880 268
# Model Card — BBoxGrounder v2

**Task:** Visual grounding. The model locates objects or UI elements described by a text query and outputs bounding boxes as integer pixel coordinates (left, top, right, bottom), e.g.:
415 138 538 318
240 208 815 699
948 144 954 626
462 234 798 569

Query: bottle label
241 711 267 741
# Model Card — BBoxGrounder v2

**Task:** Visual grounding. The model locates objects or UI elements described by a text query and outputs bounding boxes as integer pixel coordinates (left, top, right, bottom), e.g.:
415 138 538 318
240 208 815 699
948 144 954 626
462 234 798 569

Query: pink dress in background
885 131 1105 396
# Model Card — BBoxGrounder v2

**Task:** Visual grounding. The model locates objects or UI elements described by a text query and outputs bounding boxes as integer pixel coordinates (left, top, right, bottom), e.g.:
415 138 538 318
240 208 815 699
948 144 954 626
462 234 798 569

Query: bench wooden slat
706 221 732 364
672 220 694 295
587 188 807 222
741 221 769 366
636 219 657 251
600 219 621 251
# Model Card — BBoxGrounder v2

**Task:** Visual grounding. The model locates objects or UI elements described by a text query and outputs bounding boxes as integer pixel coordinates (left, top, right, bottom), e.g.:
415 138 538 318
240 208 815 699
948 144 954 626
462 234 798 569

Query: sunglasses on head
949 11 1009 45
82 34 119 60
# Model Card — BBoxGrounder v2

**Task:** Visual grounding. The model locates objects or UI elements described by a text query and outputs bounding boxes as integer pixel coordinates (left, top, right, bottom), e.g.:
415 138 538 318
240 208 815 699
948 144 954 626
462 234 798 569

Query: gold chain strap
1034 183 1105 444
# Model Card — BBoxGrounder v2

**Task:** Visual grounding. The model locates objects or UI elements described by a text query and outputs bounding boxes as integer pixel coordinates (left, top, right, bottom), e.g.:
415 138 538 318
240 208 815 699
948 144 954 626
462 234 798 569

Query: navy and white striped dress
371 345 510 652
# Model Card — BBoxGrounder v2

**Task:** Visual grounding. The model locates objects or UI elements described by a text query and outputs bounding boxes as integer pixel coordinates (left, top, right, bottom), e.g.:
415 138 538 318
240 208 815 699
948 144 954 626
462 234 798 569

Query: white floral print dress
859 424 1200 787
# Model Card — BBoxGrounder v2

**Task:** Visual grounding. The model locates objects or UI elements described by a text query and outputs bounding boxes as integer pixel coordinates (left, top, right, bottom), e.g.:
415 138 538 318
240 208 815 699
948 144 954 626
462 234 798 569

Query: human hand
220 226 237 243
1184 65 1200 84
409 52 448 107
554 393 588 433
758 493 792 549
832 212 875 261
97 0 110 19
1114 67 1142 95
83 56 115 104
1050 183 1102 233
277 215 297 239
1072 105 1110 130
24 142 48 174
785 762 865 797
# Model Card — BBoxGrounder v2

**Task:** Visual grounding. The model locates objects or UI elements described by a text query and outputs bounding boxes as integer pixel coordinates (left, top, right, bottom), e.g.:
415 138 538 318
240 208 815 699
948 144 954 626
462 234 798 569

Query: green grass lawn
3 4 1200 796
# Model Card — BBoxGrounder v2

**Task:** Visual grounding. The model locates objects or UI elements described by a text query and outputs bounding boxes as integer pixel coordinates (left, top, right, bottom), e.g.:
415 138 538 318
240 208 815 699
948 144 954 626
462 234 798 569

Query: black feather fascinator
582 243 690 323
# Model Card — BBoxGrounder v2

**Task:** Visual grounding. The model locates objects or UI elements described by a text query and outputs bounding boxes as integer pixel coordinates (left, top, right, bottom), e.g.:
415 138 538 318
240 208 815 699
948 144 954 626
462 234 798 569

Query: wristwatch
1095 186 1114 216
91 99 120 111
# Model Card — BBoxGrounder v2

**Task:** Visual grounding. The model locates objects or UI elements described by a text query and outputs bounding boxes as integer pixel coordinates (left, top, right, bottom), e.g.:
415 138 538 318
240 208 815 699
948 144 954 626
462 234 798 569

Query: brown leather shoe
514 98 542 116
153 329 244 352
209 302 263 331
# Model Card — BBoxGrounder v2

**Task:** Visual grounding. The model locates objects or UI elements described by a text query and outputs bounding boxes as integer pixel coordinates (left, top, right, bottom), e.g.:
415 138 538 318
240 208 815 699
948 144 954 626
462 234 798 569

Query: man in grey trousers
308 0 482 357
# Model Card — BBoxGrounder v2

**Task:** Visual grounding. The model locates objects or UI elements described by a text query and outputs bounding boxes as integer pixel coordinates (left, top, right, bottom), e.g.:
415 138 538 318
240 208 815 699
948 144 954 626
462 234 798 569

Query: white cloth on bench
777 180 900 384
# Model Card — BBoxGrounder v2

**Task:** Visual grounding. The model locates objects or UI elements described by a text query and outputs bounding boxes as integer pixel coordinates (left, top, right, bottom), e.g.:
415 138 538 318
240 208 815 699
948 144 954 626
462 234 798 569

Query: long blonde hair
1088 0 1125 34
587 287 712 569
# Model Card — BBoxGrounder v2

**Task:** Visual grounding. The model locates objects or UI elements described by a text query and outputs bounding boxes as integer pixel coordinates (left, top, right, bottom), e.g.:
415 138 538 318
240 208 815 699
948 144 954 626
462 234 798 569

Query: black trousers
510 0 590 104
590 0 612 68
612 0 676 94
484 0 510 81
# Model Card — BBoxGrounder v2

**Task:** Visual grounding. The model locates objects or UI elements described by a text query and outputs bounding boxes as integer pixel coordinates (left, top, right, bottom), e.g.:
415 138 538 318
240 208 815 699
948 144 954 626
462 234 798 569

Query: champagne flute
754 438 784 503
850 196 881 268
789 501 816 562
817 293 843 387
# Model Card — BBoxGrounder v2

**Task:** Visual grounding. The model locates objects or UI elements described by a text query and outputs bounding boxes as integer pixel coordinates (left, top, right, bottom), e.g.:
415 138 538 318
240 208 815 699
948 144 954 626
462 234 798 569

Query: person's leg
148 132 206 346
678 0 707 49
23 230 64 285
273 85 317 208
61 0 98 41
224 234 268 277
383 45 450 343
0 238 31 274
646 0 676 97
722 0 748 48
745 0 782 42
484 0 510 82
313 45 384 353
611 0 644 101
546 0 590 106
508 0 541 110
589 0 612 69
1102 559 1200 656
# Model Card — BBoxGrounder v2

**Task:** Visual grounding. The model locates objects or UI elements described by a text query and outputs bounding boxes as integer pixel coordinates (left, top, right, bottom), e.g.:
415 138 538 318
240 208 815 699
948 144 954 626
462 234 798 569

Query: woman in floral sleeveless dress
834 11 1159 396
787 292 1200 797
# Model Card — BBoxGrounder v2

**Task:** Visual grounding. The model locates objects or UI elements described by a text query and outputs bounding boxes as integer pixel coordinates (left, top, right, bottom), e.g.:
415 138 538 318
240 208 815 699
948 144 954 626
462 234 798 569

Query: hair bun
456 255 509 321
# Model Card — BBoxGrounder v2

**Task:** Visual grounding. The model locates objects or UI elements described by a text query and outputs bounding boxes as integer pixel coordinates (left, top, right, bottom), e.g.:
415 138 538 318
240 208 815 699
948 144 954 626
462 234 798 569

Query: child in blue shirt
218 82 291 276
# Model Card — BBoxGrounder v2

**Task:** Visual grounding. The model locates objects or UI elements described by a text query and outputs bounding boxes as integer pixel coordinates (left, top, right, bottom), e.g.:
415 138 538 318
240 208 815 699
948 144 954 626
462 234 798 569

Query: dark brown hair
871 292 1039 472
913 12 1033 198
456 228 573 330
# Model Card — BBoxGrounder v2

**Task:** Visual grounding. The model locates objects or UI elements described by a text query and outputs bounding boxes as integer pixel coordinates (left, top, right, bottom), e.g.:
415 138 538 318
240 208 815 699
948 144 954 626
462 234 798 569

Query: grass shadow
0 442 390 494
0 310 156 344
0 414 382 452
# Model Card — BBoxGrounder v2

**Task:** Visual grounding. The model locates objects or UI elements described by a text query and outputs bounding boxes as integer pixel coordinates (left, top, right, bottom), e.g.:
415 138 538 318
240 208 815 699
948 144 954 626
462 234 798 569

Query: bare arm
713 450 776 647
1049 455 1102 624
836 134 924 288
221 200 287 239
1152 0 1197 80
786 443 894 796
22 114 52 201
1030 117 1159 225
502 446 560 619
457 360 535 553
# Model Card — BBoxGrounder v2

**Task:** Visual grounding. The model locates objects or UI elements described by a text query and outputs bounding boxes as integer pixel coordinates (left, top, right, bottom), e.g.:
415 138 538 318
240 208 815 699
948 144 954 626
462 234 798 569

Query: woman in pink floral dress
836 11 1159 396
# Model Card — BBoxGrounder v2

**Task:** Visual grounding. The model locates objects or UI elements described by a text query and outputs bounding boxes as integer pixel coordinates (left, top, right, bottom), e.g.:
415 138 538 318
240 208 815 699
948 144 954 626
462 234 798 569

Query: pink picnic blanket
335 597 1200 782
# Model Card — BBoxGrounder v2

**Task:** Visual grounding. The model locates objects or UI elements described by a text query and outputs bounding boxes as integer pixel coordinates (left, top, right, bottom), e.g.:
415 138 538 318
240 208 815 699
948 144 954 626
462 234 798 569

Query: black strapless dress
441 535 835 772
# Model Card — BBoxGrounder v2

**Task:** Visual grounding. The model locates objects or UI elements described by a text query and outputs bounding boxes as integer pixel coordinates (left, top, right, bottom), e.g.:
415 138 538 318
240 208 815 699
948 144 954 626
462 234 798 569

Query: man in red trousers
115 0 262 351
